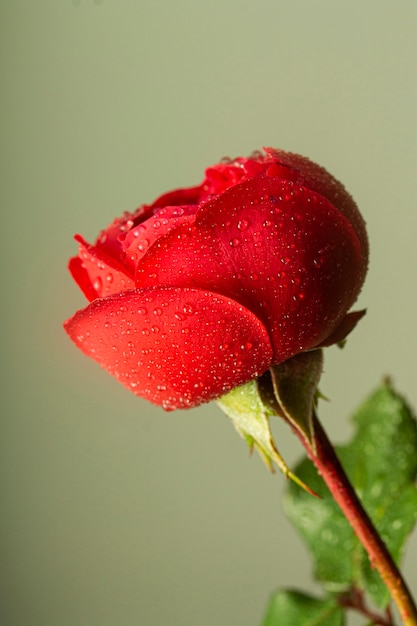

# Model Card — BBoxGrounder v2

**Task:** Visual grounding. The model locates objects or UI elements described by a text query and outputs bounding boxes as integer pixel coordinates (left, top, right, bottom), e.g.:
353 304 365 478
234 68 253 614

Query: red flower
64 148 368 410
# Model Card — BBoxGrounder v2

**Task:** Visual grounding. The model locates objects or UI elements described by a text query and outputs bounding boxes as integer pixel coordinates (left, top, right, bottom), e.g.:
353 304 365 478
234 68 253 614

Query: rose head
64 148 368 410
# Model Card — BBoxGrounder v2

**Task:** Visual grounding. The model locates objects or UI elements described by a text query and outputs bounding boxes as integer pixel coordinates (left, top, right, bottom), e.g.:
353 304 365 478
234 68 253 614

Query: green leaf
284 381 417 607
284 455 356 590
261 590 344 626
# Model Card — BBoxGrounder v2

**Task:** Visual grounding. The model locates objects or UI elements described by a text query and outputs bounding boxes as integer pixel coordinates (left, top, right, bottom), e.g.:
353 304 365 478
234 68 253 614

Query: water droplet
93 276 103 294
183 302 195 315
138 239 149 251
229 238 241 247
153 220 161 229
174 312 186 321
106 273 114 283
321 528 336 543
237 219 249 231
120 219 134 232
370 480 382 497
249 273 259 281
151 326 160 333
153 308 162 316
137 307 147 315
142 328 150 336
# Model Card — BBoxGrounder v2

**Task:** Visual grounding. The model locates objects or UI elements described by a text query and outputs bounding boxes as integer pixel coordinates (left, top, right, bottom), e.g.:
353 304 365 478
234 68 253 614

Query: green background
2 1 416 625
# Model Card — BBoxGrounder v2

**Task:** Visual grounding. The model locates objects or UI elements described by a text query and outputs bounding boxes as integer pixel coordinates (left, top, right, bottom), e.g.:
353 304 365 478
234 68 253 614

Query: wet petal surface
70 235 135 301
135 174 364 361
64 287 274 410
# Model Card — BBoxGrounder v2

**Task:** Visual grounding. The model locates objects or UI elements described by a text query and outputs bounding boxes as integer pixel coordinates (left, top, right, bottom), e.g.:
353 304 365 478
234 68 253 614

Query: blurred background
2 1 416 625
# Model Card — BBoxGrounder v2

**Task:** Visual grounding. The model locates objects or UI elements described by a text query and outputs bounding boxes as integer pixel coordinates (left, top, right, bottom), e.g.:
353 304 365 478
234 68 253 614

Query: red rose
64 148 368 410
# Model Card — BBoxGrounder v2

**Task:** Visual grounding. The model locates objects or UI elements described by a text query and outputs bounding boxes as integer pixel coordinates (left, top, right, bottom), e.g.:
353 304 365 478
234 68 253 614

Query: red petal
135 174 365 362
121 205 198 276
63 287 273 410
70 235 135 301
264 147 369 274
149 184 205 209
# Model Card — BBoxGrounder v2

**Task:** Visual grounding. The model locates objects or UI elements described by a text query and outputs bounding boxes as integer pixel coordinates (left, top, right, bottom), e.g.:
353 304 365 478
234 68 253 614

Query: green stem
300 412 417 626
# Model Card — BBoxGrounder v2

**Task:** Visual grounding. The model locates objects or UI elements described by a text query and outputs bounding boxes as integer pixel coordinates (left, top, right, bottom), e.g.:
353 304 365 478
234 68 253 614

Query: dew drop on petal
183 302 195 315
237 219 249 231
138 239 149 251
93 276 103 295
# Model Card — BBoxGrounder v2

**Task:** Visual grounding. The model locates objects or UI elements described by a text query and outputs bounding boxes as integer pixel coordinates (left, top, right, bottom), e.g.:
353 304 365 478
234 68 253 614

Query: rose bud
64 148 368 410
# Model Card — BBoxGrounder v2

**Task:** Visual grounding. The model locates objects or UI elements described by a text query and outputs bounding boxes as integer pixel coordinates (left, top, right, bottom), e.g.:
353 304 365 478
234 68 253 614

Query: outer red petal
63 287 273 410
264 147 369 278
135 174 365 362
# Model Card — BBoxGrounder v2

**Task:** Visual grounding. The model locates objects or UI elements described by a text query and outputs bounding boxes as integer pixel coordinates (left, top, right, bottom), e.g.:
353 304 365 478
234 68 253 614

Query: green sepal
261 590 344 626
217 379 316 494
261 350 323 449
